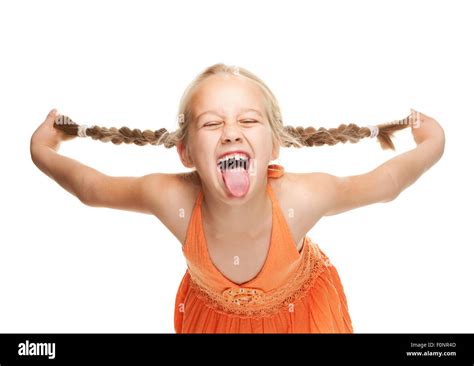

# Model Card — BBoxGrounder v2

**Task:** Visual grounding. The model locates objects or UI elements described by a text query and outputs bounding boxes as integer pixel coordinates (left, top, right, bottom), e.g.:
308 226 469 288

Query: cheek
250 127 274 153
190 132 220 167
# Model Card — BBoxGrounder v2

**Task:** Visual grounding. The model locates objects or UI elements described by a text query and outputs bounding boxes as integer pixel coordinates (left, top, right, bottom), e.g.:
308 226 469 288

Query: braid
283 114 412 150
54 113 413 151
54 114 177 148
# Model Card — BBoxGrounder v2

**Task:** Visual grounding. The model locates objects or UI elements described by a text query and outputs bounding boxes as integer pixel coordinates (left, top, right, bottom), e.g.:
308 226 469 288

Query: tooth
217 153 251 170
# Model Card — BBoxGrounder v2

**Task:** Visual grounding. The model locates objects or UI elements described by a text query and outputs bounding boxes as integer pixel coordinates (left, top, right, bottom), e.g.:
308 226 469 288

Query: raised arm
30 109 166 215
379 111 445 196
303 110 445 217
30 109 93 203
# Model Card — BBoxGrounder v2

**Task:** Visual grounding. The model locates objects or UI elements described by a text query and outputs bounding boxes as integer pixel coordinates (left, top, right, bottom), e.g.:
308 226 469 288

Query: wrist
30 136 60 153
30 141 57 165
417 136 445 163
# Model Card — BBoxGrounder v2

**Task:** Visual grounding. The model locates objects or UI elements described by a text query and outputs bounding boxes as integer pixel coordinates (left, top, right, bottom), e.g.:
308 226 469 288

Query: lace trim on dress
187 241 331 318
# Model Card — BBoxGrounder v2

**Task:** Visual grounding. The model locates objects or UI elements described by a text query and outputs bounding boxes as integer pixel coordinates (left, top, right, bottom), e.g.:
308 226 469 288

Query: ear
176 141 194 168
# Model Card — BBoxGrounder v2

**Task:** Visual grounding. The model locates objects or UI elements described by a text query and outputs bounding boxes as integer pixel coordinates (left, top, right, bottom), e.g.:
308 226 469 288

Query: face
177 73 279 202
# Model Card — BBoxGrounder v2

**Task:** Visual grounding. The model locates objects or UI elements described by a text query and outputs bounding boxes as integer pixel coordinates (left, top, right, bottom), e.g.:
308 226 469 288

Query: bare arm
305 110 445 217
30 109 159 214
381 111 445 195
30 109 93 203
31 143 100 204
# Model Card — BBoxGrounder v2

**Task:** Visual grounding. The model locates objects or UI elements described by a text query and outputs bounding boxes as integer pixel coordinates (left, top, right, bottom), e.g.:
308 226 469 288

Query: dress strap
267 164 284 179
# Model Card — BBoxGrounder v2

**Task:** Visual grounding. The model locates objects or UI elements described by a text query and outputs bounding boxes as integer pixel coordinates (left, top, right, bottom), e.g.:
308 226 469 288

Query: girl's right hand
30 109 76 152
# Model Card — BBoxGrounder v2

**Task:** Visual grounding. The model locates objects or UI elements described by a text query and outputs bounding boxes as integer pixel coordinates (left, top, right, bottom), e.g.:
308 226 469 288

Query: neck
201 179 271 238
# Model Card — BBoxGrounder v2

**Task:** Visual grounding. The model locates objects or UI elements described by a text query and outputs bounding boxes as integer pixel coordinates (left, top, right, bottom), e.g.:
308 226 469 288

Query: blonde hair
54 63 412 151
164 63 304 150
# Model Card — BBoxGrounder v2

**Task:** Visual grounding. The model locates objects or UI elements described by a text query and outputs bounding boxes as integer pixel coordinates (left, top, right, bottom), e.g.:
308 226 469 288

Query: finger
47 108 57 118
410 108 421 129
45 109 58 126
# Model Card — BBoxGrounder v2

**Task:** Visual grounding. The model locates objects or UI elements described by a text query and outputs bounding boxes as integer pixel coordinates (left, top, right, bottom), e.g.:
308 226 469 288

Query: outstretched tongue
221 168 250 198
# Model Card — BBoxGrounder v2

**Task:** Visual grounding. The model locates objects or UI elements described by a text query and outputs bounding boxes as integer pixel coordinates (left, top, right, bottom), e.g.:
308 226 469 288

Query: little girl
30 63 445 333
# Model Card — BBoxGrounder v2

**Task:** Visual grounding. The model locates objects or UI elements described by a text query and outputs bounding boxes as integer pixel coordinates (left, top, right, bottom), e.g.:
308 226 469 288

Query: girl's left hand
409 109 445 146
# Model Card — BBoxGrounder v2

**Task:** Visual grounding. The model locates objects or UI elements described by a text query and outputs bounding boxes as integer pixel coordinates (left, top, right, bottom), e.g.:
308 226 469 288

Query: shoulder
270 171 336 207
269 171 335 234
276 168 397 217
143 170 202 245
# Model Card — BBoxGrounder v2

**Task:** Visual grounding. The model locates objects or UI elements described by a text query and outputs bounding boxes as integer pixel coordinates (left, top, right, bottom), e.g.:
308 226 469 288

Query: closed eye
203 122 222 127
203 120 258 127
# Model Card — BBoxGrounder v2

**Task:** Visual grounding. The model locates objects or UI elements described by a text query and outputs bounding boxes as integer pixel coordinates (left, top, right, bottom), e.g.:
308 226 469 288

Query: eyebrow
195 108 263 121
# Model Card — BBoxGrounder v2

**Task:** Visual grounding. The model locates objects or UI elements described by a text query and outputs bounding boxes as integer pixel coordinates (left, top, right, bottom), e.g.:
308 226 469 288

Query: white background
1 0 473 333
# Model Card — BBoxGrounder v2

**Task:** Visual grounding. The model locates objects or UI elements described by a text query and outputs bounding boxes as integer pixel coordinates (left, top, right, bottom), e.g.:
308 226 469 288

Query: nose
221 124 243 144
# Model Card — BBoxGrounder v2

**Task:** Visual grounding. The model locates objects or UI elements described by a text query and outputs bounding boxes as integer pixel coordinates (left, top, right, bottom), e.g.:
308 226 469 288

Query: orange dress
174 164 353 333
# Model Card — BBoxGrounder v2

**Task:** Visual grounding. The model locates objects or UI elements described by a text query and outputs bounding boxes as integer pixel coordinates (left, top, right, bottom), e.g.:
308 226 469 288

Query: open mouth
217 153 250 171
216 153 251 198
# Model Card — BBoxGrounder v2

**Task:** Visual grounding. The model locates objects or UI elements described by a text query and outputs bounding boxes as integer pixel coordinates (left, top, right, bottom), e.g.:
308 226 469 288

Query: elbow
78 194 90 206
380 176 400 203
436 136 445 163
78 192 93 207
79 192 101 208
77 175 99 207
383 167 401 203
437 125 446 158
77 182 94 206
383 188 400 203
423 132 446 165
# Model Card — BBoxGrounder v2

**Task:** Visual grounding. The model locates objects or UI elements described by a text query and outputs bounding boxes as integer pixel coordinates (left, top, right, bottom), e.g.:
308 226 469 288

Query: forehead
191 74 266 118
